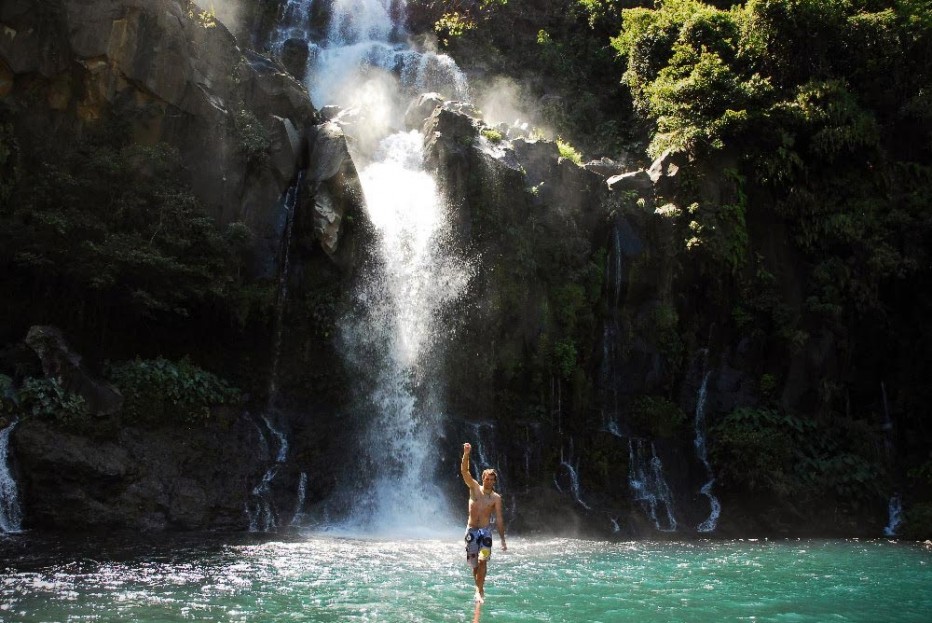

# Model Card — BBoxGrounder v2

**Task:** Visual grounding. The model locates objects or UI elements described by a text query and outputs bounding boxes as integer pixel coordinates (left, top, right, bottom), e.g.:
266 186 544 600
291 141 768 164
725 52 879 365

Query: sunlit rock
404 92 444 131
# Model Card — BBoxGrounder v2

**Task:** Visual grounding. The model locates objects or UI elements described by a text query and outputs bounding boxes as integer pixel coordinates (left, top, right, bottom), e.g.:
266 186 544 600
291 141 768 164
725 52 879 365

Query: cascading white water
466 421 497 480
285 0 471 532
601 218 678 530
884 494 903 537
339 129 471 532
694 371 721 533
247 415 290 532
268 0 317 52
555 448 591 510
291 471 308 526
627 439 677 532
0 419 23 534
880 383 903 537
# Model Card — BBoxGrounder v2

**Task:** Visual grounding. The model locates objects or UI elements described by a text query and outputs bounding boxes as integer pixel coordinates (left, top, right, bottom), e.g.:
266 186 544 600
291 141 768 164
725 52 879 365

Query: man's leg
476 560 488 599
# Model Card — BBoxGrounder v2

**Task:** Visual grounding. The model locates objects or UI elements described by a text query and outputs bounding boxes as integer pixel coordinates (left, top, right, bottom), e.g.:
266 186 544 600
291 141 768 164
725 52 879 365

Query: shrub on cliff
12 377 89 430
106 357 241 427
712 407 885 505
614 1 932 462
0 116 272 356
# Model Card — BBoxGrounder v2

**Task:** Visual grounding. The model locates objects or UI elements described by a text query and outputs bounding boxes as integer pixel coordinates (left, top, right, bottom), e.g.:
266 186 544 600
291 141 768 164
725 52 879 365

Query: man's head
481 468 497 489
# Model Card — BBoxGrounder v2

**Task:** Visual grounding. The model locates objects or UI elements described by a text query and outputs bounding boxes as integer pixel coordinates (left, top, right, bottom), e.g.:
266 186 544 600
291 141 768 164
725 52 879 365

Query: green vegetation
14 377 88 426
408 0 635 155
106 357 241 426
0 115 274 359
481 127 504 142
0 356 241 432
630 395 687 438
556 138 584 165
232 109 271 169
712 407 884 504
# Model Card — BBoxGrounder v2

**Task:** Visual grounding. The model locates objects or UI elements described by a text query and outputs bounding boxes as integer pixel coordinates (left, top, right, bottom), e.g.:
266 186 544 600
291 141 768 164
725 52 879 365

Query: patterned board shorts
465 526 493 568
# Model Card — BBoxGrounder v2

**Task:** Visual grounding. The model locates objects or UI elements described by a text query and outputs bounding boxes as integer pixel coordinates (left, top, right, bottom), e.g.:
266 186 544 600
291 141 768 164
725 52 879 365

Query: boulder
280 37 310 81
513 138 560 188
607 170 653 198
647 149 686 199
269 115 302 183
585 157 628 178
12 416 266 531
301 122 366 260
24 326 123 417
404 92 444 131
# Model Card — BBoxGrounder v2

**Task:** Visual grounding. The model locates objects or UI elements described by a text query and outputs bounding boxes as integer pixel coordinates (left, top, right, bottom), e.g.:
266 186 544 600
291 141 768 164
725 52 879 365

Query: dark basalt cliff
1 0 929 539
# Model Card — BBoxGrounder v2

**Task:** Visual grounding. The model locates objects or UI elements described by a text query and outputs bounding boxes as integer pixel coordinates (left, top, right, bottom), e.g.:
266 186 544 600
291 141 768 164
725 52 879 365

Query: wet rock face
280 37 310 81
13 417 264 531
299 121 367 265
0 0 325 266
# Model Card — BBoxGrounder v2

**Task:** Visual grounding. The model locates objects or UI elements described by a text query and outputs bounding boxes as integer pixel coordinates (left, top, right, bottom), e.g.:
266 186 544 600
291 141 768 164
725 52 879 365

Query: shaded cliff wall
0 0 371 531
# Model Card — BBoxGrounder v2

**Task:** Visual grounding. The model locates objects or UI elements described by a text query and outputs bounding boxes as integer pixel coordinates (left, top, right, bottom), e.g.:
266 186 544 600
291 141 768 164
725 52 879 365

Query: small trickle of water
466 422 495 478
555 454 591 511
627 438 677 532
0 419 23 534
694 371 721 533
247 416 290 532
291 472 308 526
267 176 303 404
884 494 904 537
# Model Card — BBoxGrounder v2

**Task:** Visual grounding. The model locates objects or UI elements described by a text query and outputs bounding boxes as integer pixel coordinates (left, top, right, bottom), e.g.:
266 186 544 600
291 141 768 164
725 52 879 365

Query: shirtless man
461 442 507 603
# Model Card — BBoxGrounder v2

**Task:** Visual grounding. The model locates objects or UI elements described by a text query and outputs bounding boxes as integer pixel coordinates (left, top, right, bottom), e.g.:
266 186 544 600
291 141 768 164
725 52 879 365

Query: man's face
482 472 496 489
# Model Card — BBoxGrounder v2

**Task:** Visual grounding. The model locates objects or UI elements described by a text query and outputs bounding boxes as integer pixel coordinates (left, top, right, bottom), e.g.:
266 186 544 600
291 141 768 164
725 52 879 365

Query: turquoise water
1 534 930 622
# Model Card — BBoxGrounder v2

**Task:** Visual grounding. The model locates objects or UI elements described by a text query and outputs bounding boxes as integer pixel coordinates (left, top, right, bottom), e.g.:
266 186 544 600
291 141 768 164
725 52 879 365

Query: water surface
1 534 929 622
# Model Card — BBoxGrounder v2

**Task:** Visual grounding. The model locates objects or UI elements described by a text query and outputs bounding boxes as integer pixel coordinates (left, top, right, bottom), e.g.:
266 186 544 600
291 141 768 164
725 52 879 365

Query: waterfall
466 421 497 479
277 0 470 532
881 382 903 537
291 471 308 526
694 371 721 533
600 217 678 530
268 175 302 404
247 415 290 532
884 494 903 537
0 419 23 534
627 439 677 532
268 0 316 52
555 446 591 510
242 175 302 532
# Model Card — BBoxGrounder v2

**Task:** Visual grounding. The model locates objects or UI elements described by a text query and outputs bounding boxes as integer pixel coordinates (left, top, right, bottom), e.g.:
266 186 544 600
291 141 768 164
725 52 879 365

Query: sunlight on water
1 535 930 623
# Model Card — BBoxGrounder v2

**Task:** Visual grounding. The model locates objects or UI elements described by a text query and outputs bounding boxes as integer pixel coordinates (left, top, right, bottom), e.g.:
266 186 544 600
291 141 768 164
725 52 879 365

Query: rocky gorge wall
0 0 922 538
0 0 369 532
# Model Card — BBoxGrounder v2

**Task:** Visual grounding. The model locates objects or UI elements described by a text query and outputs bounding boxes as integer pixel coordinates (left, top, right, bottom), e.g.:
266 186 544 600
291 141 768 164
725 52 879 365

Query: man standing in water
461 442 507 603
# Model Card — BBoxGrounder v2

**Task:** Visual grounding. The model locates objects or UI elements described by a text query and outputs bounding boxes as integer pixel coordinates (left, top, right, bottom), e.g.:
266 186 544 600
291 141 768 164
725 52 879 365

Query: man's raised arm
461 443 477 488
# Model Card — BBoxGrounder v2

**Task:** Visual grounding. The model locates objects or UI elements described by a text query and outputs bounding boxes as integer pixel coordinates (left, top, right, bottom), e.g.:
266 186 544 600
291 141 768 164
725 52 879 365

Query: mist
473 75 557 142
192 0 245 34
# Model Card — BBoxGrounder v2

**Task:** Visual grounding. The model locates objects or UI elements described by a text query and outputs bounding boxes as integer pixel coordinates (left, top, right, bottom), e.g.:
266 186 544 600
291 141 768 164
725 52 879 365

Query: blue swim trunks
465 526 493 568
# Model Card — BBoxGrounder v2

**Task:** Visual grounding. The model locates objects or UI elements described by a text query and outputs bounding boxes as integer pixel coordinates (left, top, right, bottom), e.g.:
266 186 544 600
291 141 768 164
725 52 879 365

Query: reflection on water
1 533 931 622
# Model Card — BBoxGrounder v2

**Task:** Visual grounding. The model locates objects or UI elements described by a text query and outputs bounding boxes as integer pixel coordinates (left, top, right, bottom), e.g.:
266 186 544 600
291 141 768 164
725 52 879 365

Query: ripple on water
1 536 931 622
